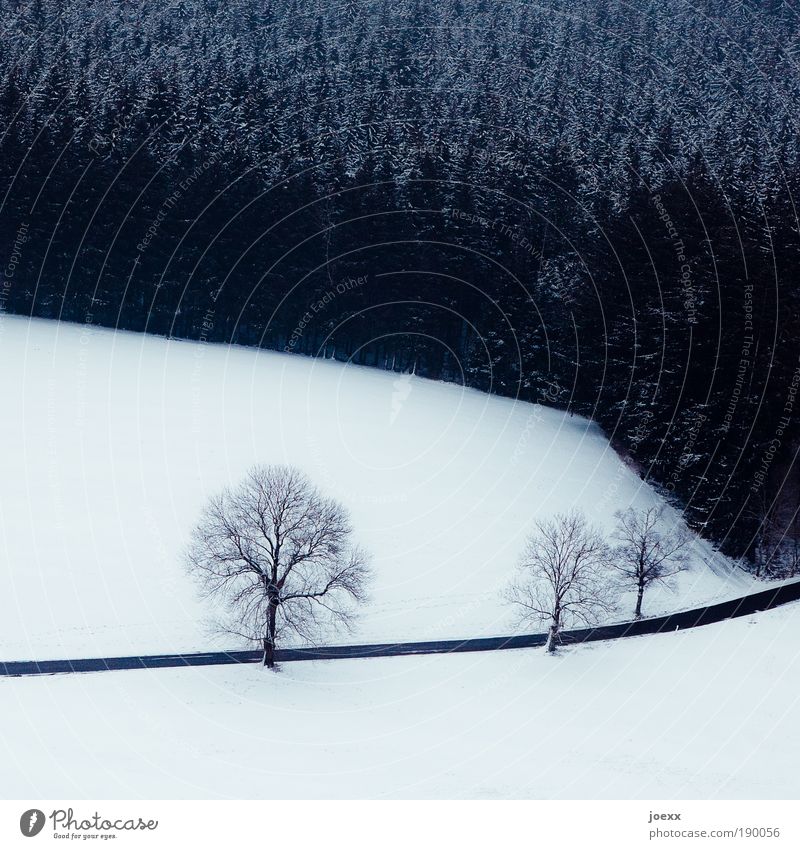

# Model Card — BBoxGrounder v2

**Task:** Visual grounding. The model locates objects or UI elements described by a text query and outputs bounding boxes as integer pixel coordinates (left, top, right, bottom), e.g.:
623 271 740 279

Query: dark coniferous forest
1 0 799 568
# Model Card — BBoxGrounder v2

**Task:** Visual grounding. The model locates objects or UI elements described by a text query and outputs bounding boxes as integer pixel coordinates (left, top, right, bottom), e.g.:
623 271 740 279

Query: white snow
2 603 798 799
0 315 749 660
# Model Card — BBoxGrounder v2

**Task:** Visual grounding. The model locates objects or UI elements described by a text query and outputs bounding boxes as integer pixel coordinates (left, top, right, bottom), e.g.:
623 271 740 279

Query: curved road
2 579 799 677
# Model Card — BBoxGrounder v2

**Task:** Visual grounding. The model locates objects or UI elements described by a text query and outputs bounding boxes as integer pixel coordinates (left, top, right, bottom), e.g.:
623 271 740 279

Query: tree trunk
545 618 559 653
263 636 275 669
634 582 645 619
263 591 278 669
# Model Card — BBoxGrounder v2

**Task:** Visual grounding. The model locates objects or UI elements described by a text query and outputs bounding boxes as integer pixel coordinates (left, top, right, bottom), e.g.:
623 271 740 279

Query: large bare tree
505 510 616 653
610 505 690 619
186 464 371 668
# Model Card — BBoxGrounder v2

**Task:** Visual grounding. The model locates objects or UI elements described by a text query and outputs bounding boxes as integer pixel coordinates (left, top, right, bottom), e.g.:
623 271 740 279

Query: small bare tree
610 505 690 619
505 510 616 653
186 464 371 669
745 488 783 578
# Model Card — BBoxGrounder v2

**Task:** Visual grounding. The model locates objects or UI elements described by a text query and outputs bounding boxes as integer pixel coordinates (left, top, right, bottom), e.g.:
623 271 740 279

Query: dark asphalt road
2 578 799 676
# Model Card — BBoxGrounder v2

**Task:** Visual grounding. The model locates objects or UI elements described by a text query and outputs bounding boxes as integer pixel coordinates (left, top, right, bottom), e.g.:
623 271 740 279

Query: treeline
1 0 799 567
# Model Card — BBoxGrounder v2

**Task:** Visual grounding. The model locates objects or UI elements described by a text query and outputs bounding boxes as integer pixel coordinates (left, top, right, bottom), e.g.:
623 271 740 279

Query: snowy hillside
0 316 747 660
3 603 798 799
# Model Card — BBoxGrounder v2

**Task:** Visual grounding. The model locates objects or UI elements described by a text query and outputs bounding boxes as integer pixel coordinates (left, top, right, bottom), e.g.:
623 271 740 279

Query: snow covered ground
0 315 748 660
2 604 798 799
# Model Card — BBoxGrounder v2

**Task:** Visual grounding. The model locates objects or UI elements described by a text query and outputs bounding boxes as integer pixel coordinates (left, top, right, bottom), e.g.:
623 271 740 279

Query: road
2 578 799 676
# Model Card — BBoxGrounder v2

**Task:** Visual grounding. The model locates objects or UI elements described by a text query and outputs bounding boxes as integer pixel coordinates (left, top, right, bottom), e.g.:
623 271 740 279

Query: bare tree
185 464 371 669
784 494 800 578
505 510 616 653
742 456 800 578
745 487 784 578
610 505 691 619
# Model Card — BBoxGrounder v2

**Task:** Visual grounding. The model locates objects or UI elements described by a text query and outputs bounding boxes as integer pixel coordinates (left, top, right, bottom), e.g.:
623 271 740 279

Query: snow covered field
3 604 798 799
0 315 747 660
